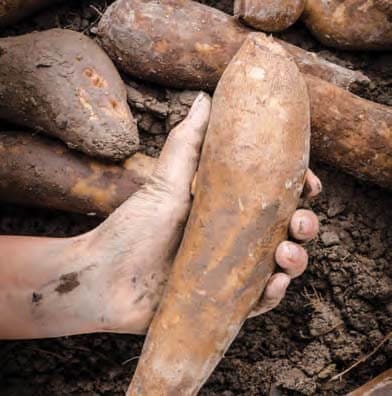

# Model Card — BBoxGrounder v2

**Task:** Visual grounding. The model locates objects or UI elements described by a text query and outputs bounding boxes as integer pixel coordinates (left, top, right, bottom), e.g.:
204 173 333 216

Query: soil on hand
0 1 391 395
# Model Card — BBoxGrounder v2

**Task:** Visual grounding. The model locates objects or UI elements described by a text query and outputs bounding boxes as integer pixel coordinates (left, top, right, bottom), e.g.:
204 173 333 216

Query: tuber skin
347 368 392 396
234 0 305 32
306 75 392 188
97 0 392 189
0 130 155 217
128 34 310 395
0 0 62 27
97 0 368 93
0 29 139 161
302 0 392 50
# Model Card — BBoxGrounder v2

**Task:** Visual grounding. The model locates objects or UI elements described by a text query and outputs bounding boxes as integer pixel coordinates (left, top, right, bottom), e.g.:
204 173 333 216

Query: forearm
0 234 91 339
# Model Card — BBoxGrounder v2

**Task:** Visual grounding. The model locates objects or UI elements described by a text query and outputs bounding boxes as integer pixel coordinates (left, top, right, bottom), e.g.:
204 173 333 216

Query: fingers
151 92 211 197
249 170 321 319
302 169 322 198
248 273 291 318
289 209 319 242
275 241 308 278
248 241 308 319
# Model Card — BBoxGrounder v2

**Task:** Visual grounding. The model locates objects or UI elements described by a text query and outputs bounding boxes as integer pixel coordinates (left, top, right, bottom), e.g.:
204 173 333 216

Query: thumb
151 92 211 197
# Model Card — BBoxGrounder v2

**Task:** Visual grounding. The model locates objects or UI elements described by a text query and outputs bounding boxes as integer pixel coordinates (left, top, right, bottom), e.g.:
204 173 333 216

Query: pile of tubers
0 0 391 394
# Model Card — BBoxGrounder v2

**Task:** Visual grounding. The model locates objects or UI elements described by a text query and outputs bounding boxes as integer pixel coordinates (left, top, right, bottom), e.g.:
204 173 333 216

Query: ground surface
0 1 391 395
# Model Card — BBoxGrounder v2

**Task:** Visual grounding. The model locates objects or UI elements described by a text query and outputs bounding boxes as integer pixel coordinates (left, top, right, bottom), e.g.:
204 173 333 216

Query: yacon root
97 0 368 92
97 0 392 189
128 34 310 395
302 0 392 51
0 130 155 217
0 29 139 161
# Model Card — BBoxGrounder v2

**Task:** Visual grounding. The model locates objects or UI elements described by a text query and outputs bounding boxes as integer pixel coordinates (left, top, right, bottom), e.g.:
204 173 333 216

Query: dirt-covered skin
0 164 390 396
0 130 155 216
96 0 392 188
234 0 305 32
306 75 392 189
303 0 392 51
0 28 139 160
0 1 391 395
129 35 310 395
97 0 367 92
0 0 63 27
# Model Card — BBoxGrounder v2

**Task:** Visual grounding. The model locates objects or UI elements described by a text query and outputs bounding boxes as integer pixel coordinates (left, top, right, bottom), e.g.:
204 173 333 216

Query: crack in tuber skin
97 0 392 189
0 130 156 217
0 29 139 161
302 0 392 51
127 34 310 396
234 0 305 32
0 0 63 27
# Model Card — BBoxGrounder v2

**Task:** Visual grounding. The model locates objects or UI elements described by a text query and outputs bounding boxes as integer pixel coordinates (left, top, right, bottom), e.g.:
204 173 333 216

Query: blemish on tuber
127 34 310 395
0 29 139 161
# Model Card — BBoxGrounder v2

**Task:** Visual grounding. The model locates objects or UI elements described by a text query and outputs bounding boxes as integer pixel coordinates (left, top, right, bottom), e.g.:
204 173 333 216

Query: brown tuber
97 0 368 92
347 368 392 396
0 0 63 27
97 0 392 189
307 76 392 188
128 34 310 395
0 29 139 161
0 130 155 217
302 0 392 50
234 0 305 32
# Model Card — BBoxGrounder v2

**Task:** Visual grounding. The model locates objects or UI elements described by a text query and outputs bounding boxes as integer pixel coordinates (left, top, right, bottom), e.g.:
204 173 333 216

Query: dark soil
0 1 391 395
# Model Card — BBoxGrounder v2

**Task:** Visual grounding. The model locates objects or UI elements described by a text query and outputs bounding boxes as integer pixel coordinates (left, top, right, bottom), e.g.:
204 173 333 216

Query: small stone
321 231 340 246
327 197 346 217
317 364 336 379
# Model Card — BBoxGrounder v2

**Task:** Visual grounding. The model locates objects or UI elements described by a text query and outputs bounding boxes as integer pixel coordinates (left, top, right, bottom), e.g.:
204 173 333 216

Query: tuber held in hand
0 0 63 27
128 34 310 395
0 29 139 161
0 130 155 217
97 0 392 189
302 0 392 50
234 0 305 32
97 0 367 92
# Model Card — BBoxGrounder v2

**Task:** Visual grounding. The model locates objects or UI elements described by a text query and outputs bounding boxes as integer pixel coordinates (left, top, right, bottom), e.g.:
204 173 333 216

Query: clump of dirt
0 1 391 395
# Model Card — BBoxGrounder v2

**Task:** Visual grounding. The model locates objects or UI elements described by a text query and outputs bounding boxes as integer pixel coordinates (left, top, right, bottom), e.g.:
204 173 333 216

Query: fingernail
196 91 207 102
189 92 207 115
316 180 323 194
297 216 312 236
283 242 299 262
187 91 206 119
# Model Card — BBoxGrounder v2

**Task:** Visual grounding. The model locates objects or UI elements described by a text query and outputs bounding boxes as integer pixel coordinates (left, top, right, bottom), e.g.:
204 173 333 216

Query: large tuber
307 76 392 188
0 130 155 216
128 34 310 395
0 29 139 161
97 0 368 92
97 0 392 189
302 0 392 50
